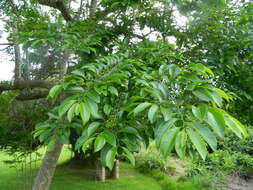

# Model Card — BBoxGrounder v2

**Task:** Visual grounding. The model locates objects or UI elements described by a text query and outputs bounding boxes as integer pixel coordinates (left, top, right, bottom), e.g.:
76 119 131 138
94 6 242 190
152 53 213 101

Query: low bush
189 150 253 179
218 127 253 156
138 168 219 190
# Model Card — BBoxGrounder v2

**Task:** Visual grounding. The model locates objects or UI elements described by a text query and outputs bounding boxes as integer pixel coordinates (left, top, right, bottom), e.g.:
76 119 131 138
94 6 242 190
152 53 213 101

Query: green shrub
139 169 216 190
218 127 253 156
189 150 253 179
135 152 166 171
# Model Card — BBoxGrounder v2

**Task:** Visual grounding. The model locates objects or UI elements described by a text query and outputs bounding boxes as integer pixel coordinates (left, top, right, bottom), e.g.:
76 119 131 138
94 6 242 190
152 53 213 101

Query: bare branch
0 43 13 46
38 0 73 21
16 90 49 101
0 80 54 92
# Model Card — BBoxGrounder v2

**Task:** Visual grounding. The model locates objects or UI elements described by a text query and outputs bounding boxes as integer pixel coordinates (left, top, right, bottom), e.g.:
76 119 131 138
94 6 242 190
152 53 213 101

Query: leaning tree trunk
32 50 69 190
32 140 63 190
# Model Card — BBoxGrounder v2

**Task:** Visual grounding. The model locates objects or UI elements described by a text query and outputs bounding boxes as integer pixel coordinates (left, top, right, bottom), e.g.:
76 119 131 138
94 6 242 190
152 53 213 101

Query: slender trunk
12 22 21 81
111 160 119 179
89 0 97 18
32 50 69 190
32 140 63 190
96 160 106 182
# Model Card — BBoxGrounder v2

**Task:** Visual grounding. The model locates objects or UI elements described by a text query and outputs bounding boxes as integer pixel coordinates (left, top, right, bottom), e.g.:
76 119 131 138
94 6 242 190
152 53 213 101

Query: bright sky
0 21 15 81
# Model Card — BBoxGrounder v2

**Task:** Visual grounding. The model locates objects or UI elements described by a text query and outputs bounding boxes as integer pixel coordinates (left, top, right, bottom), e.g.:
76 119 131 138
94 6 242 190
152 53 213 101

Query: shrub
189 150 253 179
135 152 166 171
218 127 253 156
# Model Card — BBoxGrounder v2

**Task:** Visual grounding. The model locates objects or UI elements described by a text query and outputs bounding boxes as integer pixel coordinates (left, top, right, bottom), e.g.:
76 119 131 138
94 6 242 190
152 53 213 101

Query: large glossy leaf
205 108 225 138
133 102 151 116
175 130 187 159
210 90 223 107
193 122 217 151
148 104 159 123
87 90 100 103
187 128 207 160
82 137 95 153
94 136 106 152
214 108 246 137
193 88 212 102
58 100 76 117
160 127 180 157
67 103 78 122
101 145 117 170
192 103 208 121
122 147 135 166
79 101 91 125
87 98 102 119
101 131 117 147
48 85 63 100
155 119 177 148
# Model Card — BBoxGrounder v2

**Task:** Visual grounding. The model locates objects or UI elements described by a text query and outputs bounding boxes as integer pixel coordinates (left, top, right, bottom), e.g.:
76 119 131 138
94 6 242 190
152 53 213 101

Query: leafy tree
0 1 250 190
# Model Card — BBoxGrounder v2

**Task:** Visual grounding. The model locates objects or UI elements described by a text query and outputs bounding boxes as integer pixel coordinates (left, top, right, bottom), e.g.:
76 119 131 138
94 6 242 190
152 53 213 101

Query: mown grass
0 147 161 190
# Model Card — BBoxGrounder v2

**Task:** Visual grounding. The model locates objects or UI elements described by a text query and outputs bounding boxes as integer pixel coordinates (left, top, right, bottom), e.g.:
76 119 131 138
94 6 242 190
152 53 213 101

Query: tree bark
96 160 106 182
32 140 63 190
32 49 69 189
111 160 119 179
12 22 21 81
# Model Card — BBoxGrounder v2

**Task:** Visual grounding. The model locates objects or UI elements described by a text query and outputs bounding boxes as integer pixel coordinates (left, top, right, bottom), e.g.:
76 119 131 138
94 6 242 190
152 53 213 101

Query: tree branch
38 0 73 21
0 43 13 46
16 90 49 101
0 80 54 92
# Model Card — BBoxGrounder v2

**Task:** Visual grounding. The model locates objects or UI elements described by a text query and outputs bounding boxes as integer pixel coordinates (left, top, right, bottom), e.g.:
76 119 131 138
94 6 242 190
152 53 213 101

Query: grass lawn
0 147 161 190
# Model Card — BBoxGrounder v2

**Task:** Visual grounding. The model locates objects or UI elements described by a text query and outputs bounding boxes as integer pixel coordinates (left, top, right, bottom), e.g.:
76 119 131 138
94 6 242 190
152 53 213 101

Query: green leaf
79 101 90 125
94 136 106 152
213 108 246 137
175 130 187 159
87 98 102 119
148 104 159 123
210 90 223 107
187 128 207 160
101 131 117 147
205 108 225 138
160 107 173 121
71 69 85 78
103 104 112 116
214 88 230 101
133 102 151 116
108 86 118 96
48 85 63 100
193 88 212 102
87 90 100 103
82 137 95 153
160 127 180 157
122 147 135 166
58 100 76 117
192 103 208 121
86 122 101 136
120 127 139 136
67 103 77 122
101 146 117 170
155 119 177 148
193 122 217 151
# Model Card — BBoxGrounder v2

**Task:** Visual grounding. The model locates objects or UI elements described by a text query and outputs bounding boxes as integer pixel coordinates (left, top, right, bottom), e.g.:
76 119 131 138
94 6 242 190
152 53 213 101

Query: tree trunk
32 140 63 190
96 160 106 182
12 22 21 81
32 49 69 190
111 160 119 179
